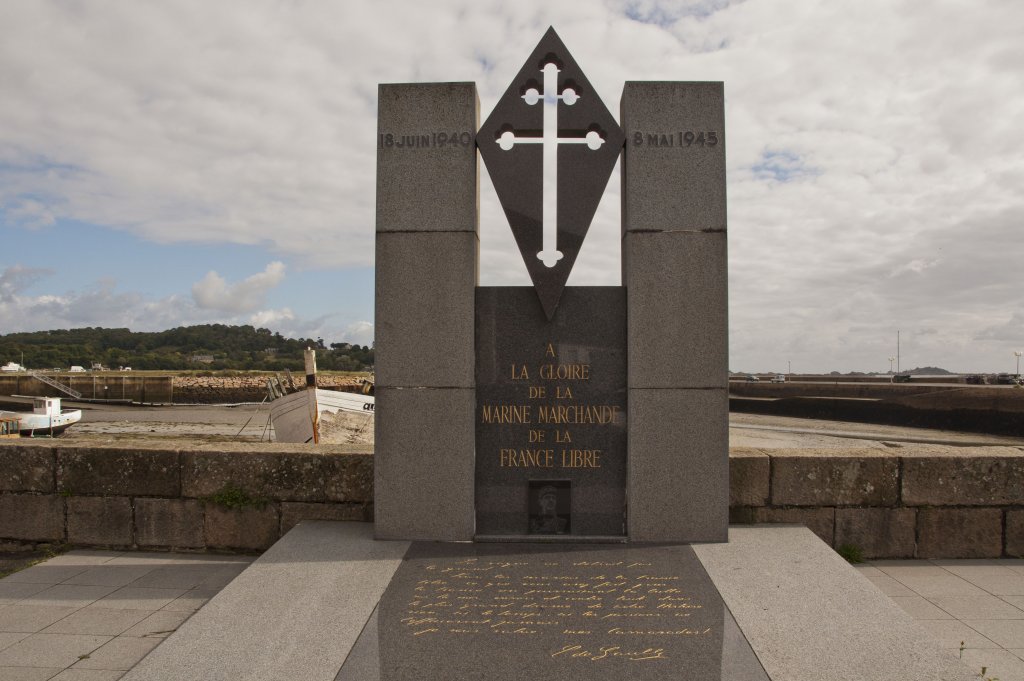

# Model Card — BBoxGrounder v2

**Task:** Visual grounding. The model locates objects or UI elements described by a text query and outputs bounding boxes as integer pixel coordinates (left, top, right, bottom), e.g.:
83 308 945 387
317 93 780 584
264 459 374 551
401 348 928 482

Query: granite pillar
374 82 479 540
621 82 729 542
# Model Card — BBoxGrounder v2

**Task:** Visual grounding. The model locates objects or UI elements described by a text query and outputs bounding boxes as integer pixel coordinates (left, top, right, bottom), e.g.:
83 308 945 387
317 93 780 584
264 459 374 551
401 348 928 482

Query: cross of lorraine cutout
478 27 625 320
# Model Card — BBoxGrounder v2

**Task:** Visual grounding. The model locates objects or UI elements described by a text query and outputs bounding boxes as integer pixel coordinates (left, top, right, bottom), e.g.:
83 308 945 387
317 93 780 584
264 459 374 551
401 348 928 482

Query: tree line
0 325 373 372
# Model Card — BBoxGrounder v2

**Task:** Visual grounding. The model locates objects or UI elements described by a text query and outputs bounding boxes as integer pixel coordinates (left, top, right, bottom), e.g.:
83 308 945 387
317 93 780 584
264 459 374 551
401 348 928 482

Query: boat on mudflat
268 348 374 444
0 397 82 437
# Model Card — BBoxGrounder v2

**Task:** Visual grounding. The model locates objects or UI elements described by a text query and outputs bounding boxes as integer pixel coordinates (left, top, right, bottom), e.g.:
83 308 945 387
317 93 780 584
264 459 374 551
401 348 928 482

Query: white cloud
192 261 285 313
1 1 1023 371
250 307 295 328
340 321 374 347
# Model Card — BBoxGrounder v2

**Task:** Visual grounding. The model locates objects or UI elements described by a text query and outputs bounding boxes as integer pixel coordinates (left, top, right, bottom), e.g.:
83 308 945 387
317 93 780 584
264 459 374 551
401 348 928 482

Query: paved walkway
0 550 253 680
1 550 1023 680
857 559 1024 681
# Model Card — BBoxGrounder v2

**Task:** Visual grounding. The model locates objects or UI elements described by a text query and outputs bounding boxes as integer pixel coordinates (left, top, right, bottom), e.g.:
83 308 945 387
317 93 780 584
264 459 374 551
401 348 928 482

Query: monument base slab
123 523 975 681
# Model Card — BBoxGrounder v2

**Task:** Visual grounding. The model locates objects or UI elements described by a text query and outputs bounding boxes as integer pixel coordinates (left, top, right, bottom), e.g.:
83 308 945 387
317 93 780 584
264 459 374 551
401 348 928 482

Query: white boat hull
269 388 374 444
0 408 82 437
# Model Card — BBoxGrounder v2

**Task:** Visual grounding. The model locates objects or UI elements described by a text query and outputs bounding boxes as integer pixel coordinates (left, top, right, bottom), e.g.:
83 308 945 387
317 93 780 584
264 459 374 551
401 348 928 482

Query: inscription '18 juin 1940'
475 287 626 537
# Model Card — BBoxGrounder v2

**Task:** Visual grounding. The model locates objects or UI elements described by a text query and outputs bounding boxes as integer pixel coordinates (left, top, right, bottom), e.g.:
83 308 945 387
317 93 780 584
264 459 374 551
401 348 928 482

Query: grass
836 544 865 564
205 483 268 511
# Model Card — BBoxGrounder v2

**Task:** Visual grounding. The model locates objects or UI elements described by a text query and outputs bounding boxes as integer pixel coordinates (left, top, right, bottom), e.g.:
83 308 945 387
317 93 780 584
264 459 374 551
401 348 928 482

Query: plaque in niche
475 286 626 537
529 480 571 535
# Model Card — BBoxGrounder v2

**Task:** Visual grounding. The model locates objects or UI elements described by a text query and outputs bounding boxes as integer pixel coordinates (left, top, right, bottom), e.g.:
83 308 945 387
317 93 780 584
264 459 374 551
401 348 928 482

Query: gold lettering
538 363 590 380
528 386 546 398
511 364 529 380
481 404 532 424
545 343 556 357
528 429 545 443
555 385 573 399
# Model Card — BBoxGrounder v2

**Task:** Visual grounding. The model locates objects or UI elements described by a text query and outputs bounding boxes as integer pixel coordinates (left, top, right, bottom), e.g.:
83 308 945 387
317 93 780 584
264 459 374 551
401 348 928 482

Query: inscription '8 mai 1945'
632 131 719 147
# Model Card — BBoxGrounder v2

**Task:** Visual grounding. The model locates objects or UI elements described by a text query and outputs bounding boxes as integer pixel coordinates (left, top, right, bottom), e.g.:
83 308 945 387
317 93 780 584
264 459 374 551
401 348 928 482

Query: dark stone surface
627 389 729 542
376 82 479 234
477 28 625 319
374 231 478 389
57 447 180 497
335 542 767 681
621 82 727 233
374 387 476 541
476 287 626 537
622 231 728 389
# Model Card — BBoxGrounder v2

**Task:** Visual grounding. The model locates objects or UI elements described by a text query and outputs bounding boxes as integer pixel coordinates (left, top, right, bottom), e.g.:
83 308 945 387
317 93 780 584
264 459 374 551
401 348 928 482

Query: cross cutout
496 62 605 268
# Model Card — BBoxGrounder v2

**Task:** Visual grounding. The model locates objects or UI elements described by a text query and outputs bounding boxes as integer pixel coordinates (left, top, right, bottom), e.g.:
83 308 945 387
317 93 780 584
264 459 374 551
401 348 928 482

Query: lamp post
888 357 895 377
1015 350 1022 376
788 360 792 376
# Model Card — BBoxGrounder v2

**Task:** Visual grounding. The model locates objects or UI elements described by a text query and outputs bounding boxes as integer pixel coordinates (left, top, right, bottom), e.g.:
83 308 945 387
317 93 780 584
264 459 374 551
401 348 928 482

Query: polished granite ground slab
336 542 767 680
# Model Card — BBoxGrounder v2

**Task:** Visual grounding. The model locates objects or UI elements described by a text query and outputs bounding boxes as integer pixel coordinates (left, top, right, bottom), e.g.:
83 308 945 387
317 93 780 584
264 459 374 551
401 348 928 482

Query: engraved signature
550 644 668 662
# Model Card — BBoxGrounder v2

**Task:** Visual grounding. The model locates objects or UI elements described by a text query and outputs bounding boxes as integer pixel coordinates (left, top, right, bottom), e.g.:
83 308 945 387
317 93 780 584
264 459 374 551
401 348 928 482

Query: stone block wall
2 441 1023 558
0 441 372 552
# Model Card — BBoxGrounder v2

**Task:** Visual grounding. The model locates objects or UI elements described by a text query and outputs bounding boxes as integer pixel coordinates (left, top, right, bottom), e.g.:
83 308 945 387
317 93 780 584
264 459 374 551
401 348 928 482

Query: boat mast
304 347 320 444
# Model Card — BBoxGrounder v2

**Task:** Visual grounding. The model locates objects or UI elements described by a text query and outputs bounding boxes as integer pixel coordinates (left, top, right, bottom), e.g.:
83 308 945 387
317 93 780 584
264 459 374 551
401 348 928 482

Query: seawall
2 440 1022 559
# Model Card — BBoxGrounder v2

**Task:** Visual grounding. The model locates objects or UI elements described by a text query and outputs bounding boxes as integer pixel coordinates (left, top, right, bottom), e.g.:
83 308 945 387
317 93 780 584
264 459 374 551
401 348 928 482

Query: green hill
0 325 373 372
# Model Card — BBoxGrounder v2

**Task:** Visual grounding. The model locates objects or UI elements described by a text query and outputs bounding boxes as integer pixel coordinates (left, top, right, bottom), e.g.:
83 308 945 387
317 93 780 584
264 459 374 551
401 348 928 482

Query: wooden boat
268 349 374 444
1 415 20 438
0 397 82 437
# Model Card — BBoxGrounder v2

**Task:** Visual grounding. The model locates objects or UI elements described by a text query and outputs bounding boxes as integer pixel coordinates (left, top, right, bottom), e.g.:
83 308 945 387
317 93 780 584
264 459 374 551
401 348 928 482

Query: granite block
280 503 369 534
693 526 976 681
917 508 1003 559
374 387 475 541
902 453 1024 506
376 82 479 234
771 451 897 506
134 499 204 549
730 507 835 545
729 449 769 507
203 505 279 551
1009 509 1024 558
623 231 728 389
67 497 132 546
322 453 374 503
0 494 64 541
182 451 326 502
627 388 728 542
57 448 179 497
374 231 477 388
0 444 54 493
121 522 408 681
835 507 917 559
621 81 727 233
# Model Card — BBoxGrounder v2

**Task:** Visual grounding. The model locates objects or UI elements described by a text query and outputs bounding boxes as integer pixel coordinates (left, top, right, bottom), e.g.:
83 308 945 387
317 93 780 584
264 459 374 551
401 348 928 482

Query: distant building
1 362 23 372
69 366 86 373
191 354 215 364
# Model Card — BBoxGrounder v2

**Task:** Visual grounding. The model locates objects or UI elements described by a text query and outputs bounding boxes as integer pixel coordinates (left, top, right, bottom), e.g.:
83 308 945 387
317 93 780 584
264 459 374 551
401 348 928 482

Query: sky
1 0 1022 374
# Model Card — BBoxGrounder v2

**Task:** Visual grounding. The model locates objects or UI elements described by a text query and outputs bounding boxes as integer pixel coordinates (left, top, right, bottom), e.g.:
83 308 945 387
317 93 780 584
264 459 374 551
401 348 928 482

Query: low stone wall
0 441 372 552
172 374 365 403
1 441 1022 558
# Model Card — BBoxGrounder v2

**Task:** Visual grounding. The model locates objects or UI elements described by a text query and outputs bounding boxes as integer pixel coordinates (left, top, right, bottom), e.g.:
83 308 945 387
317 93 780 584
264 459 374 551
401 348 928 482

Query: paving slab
0 632 111 668
73 636 161 671
931 595 1024 620
0 667 64 680
890 595 954 620
0 605 82 633
122 522 408 681
959 647 1024 681
965 620 1024 649
41 607 154 636
120 611 189 639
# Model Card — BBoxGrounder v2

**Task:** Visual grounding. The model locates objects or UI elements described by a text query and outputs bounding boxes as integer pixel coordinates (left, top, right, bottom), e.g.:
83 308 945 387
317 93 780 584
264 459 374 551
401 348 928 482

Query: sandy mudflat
31 402 1024 449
